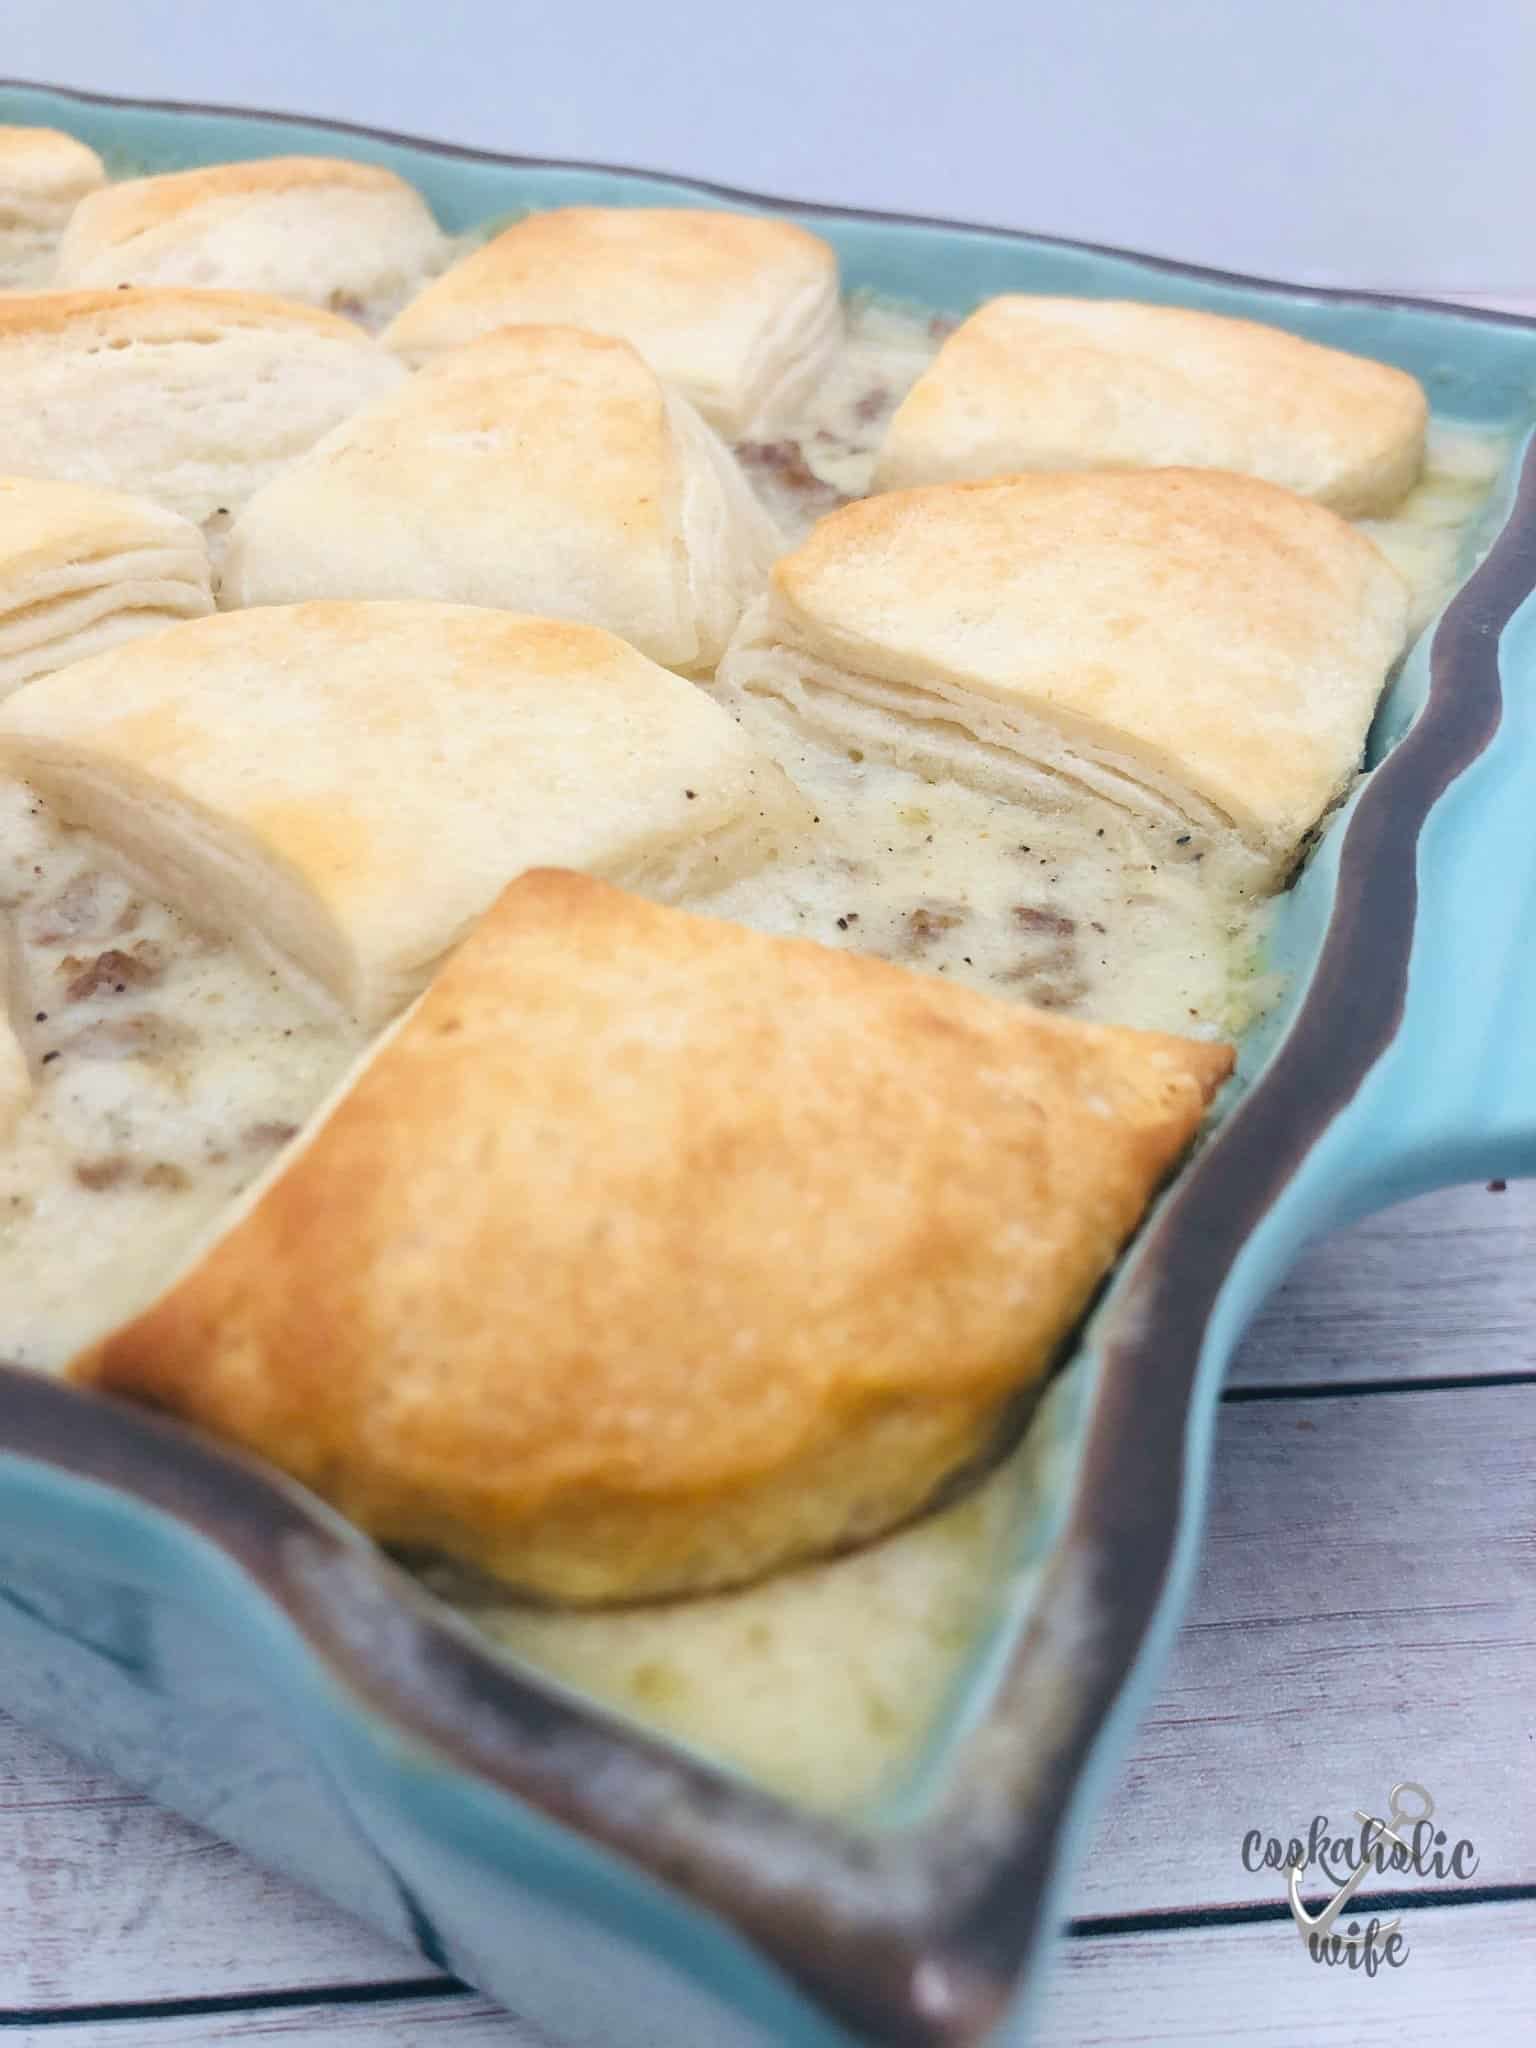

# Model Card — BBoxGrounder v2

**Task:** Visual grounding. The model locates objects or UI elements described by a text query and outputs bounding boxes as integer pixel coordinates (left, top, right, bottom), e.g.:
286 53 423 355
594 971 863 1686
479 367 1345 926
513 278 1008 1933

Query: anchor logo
1286 1780 1433 1952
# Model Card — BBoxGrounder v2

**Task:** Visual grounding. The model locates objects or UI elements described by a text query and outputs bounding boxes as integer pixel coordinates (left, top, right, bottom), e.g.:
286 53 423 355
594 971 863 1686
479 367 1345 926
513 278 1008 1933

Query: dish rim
1 75 1535 2048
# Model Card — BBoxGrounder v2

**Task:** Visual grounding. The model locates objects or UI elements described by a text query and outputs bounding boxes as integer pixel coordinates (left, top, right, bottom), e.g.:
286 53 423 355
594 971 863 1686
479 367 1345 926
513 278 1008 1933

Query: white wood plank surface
1231 1180 1536 1387
1072 1381 1536 1915
9 1910 1533 2047
0 1177 1531 2045
0 1715 422 2008
4 1998 534 2045
1034 1901 1536 2046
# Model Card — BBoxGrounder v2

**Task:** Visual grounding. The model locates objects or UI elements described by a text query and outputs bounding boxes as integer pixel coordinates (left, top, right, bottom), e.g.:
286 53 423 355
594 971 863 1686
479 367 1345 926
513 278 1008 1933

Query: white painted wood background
2 1178 1532 2044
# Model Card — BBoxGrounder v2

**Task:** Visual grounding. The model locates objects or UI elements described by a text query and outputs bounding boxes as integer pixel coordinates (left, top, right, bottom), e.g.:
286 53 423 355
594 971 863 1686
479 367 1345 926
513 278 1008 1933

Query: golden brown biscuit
222 327 779 670
0 126 105 285
384 205 841 438
55 156 448 326
717 469 1410 882
0 289 406 528
0 601 801 1028
874 297 1428 516
71 869 1233 1603
0 476 212 700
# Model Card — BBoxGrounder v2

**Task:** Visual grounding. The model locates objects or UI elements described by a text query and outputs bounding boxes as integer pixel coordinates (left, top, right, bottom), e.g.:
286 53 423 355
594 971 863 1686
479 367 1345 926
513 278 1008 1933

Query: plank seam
1067 1881 1536 1939
0 1977 467 2028
1223 1371 1536 1402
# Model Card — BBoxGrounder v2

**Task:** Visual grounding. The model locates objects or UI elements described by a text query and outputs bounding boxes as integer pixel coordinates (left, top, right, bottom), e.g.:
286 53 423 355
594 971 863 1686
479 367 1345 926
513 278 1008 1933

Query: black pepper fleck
41 1050 59 1064
684 789 697 799
1175 834 1192 846
836 916 849 930
33 1011 46 1023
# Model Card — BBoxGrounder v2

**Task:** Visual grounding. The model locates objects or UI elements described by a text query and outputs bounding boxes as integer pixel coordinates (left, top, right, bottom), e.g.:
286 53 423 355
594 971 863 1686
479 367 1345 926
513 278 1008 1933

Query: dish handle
1326 536 1536 1221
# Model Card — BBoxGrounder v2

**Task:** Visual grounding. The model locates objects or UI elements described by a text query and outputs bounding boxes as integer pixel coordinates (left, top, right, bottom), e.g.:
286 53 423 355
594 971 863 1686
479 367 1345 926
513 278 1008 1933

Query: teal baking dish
1 78 1535 2048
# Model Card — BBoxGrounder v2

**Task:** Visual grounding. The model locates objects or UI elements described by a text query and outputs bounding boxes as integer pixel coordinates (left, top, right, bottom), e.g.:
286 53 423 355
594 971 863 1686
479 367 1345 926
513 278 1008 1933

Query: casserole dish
2 77 1535 2048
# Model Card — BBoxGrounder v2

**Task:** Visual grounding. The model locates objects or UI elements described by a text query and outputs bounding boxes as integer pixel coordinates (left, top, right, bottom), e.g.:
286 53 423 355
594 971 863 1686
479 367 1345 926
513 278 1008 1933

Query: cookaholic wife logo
1241 1782 1478 1974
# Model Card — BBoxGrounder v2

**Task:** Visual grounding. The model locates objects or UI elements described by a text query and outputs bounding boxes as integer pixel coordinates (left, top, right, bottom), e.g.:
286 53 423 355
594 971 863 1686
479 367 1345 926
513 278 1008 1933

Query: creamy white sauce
710 718 1269 1038
0 779 357 1366
732 298 946 531
462 1382 1077 1815
0 278 1513 1809
1361 420 1511 634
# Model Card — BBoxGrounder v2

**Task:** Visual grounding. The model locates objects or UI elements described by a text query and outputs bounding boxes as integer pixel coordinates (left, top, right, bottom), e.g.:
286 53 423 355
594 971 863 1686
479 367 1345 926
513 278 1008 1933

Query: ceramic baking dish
1 78 1534 2048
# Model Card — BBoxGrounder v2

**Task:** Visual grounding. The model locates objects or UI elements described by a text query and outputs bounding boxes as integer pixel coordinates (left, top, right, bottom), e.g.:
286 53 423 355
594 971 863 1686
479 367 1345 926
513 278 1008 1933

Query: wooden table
2 1178 1532 2045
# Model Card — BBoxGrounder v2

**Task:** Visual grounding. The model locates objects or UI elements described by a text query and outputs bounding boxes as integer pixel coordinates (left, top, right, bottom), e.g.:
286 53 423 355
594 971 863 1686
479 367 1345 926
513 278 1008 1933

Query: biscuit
223 326 779 670
874 297 1428 516
56 155 448 327
0 289 406 528
0 476 212 700
0 126 105 285
385 206 841 438
0 601 801 1027
71 868 1232 1602
717 469 1410 880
